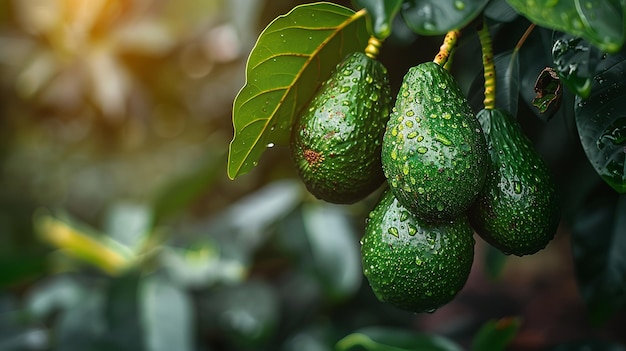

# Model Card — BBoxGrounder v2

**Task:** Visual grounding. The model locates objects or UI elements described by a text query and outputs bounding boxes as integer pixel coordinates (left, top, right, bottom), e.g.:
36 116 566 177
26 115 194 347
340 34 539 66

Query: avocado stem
365 36 383 59
477 20 496 110
433 30 461 69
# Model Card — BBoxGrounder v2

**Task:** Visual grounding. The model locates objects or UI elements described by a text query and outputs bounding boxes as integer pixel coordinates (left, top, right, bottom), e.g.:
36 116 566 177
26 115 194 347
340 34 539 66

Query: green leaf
400 0 489 35
572 191 626 325
228 2 369 179
335 327 463 351
471 317 521 351
352 0 402 39
552 35 603 98
575 54 626 193
302 203 362 300
484 0 519 22
505 0 626 53
141 274 193 351
494 50 520 117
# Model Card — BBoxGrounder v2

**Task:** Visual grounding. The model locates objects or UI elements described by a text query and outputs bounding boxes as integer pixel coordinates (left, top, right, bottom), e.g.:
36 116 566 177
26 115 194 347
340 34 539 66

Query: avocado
361 189 475 313
381 62 489 222
291 51 391 204
469 108 560 256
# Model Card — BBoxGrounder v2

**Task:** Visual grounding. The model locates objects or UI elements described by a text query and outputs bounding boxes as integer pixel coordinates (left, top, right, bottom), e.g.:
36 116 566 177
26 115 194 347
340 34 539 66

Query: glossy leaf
228 3 369 179
552 35 603 98
505 0 626 53
336 327 463 351
572 191 626 325
494 50 520 116
400 0 489 35
352 0 402 39
575 54 626 193
471 317 521 351
484 0 518 22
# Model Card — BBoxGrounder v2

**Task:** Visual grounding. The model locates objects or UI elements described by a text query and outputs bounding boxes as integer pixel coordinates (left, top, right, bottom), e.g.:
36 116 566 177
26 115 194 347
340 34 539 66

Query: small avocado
469 108 560 256
361 189 475 313
382 62 489 222
291 52 391 204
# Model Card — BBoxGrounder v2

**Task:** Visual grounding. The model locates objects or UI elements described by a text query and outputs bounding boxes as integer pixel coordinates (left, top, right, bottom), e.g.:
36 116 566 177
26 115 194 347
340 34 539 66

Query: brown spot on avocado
304 149 324 169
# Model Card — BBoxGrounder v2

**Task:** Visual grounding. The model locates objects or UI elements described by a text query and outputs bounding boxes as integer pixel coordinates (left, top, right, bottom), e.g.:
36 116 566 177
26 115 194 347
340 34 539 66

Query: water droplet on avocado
417 187 425 194
408 224 417 236
407 132 418 139
514 181 522 194
454 0 465 10
417 147 428 154
415 257 423 265
433 95 442 102
406 110 415 117
388 227 399 237
267 142 275 148
400 211 409 222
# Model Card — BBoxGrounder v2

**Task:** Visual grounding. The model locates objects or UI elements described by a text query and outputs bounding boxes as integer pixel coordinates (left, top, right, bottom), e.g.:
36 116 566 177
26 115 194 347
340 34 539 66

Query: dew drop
388 227 399 237
408 224 417 236
417 146 428 154
406 110 415 117
433 95 442 102
417 187 425 194
407 132 418 139
454 0 465 10
400 211 409 222
267 142 275 148
415 256 423 265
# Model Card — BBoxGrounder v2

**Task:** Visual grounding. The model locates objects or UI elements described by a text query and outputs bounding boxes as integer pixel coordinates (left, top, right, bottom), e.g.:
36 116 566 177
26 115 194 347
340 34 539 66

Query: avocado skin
361 189 475 313
381 62 489 222
291 52 391 204
469 108 560 256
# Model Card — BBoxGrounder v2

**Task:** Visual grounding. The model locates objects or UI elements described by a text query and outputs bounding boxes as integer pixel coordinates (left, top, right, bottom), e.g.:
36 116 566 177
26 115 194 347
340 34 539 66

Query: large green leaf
505 0 626 53
471 317 521 351
552 34 603 99
400 0 489 35
228 2 369 179
575 54 626 193
335 327 463 351
352 0 402 39
572 191 626 325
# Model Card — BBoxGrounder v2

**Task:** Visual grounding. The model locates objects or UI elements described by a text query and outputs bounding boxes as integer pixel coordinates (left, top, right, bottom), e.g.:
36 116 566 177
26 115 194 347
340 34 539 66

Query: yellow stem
365 36 383 59
433 30 461 68
478 22 496 110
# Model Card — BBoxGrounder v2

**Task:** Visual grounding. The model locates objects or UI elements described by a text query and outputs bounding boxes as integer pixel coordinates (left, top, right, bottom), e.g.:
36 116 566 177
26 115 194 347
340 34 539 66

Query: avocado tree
228 0 626 349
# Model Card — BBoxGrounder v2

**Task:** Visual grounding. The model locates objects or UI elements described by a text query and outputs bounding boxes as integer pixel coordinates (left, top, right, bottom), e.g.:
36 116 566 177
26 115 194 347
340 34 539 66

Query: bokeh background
0 0 625 350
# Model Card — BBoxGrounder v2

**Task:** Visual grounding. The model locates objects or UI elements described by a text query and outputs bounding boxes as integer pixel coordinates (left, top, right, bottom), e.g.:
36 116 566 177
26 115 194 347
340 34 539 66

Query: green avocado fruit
469 108 560 256
361 189 475 313
291 52 391 204
381 62 489 222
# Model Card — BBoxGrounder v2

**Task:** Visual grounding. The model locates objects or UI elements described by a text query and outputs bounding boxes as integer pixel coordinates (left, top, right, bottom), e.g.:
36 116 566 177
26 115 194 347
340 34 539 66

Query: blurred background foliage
0 0 625 350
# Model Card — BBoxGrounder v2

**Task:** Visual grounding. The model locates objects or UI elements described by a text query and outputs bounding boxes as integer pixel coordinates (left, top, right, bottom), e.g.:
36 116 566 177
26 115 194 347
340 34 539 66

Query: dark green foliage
291 51 391 204
360 189 475 313
469 108 560 256
382 62 489 222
